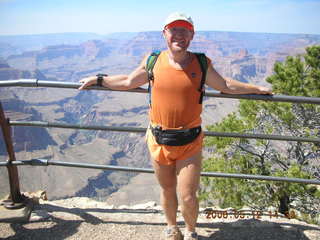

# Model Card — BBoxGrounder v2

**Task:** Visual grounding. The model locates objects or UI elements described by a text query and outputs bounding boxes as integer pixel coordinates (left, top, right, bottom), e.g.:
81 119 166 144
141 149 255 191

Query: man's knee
161 185 177 196
179 192 198 206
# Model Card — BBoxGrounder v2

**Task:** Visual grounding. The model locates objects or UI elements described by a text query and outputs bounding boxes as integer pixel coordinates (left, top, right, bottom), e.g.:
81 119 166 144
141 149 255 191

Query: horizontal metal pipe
204 131 320 143
49 161 154 173
205 91 320 105
9 120 320 143
2 160 320 185
1 79 319 104
0 162 8 167
201 171 320 185
0 79 38 88
10 120 146 133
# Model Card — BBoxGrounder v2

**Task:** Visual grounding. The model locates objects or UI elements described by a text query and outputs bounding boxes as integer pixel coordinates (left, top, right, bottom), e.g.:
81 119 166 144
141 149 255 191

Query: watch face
97 75 103 86
96 74 108 86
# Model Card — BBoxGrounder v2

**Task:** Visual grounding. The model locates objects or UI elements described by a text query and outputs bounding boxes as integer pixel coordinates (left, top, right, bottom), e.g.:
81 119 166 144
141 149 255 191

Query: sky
1 0 320 36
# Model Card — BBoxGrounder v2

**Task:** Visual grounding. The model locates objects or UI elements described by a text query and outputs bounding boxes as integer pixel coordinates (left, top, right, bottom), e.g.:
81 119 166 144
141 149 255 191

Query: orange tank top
149 51 210 129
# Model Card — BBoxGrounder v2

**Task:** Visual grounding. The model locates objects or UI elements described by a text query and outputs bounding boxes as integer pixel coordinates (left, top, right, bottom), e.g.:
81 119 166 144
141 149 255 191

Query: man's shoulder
192 52 212 67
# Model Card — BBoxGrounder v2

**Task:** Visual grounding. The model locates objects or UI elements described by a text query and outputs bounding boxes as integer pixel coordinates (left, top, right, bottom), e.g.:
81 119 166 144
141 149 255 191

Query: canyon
0 31 319 205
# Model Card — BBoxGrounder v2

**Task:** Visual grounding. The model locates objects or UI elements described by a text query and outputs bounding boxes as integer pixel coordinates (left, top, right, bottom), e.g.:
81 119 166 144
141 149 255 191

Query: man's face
163 26 194 52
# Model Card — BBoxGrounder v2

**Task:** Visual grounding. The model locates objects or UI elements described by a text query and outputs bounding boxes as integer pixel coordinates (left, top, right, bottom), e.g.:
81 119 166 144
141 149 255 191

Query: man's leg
152 159 178 227
176 151 202 232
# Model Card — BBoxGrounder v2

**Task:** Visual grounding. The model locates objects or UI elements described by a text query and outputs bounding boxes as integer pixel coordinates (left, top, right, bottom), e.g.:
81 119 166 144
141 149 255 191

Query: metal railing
1 79 320 104
1 79 320 209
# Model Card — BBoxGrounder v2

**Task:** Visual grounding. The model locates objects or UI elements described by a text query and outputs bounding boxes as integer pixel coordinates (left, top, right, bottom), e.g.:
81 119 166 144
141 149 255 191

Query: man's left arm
205 63 272 95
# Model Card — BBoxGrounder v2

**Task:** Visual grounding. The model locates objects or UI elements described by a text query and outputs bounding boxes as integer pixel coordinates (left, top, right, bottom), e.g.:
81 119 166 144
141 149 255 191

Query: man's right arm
78 55 149 90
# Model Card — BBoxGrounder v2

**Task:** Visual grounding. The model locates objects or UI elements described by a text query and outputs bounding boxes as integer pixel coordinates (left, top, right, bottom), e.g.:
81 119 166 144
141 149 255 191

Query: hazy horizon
1 0 320 36
1 29 320 38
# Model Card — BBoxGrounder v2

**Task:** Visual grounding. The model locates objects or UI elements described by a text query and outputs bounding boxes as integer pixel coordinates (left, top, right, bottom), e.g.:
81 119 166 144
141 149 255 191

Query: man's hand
256 86 273 95
78 76 97 90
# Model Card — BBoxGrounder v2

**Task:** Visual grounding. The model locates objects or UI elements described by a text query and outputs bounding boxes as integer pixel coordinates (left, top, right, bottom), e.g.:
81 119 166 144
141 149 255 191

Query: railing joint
29 158 48 166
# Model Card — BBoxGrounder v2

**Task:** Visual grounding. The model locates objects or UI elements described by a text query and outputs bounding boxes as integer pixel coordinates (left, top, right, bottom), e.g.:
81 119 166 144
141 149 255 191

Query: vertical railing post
0 101 25 208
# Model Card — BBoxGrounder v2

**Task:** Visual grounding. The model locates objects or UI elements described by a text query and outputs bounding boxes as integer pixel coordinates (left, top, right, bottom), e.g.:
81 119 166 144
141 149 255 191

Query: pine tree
201 45 320 223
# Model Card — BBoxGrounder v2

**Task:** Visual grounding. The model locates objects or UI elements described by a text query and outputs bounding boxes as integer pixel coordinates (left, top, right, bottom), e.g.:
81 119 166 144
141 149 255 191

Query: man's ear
190 30 194 40
162 29 166 37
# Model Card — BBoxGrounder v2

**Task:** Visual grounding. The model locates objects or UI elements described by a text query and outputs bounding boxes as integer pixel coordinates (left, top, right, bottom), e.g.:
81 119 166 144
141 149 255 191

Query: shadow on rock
197 218 319 240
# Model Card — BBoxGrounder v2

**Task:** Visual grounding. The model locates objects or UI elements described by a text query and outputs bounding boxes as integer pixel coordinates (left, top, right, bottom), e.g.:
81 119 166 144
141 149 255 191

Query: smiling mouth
173 40 186 46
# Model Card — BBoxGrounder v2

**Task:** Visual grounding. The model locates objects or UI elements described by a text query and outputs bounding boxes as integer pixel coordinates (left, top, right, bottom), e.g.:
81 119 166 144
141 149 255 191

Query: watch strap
96 74 108 87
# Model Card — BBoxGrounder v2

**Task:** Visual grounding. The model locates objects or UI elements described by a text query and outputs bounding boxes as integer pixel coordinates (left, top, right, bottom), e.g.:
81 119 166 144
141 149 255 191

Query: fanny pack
150 125 202 146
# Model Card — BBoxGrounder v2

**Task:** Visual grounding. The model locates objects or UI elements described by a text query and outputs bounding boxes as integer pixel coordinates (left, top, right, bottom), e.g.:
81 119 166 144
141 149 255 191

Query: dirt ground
0 197 319 240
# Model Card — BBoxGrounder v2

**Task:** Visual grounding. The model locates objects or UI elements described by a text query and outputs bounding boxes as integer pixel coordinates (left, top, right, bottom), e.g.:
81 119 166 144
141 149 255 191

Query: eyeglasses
165 27 192 36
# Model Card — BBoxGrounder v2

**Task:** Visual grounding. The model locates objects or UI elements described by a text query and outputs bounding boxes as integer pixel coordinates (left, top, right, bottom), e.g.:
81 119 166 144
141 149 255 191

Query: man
79 12 271 240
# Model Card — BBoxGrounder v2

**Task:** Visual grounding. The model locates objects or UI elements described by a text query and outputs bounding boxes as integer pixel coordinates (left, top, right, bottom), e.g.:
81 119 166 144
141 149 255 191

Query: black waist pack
150 125 202 146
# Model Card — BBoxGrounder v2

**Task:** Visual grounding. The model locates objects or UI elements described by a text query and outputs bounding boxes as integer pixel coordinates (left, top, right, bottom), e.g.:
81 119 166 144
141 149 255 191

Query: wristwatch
96 74 108 87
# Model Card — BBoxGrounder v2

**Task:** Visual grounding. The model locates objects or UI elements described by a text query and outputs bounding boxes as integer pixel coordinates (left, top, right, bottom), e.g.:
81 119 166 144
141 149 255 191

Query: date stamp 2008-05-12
204 209 297 220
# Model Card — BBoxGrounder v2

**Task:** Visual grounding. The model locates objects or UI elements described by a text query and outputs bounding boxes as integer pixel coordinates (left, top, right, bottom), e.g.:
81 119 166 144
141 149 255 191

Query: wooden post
0 102 24 206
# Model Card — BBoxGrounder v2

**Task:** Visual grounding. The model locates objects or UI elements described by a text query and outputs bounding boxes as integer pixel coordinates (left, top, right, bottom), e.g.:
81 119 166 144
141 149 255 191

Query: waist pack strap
150 125 202 146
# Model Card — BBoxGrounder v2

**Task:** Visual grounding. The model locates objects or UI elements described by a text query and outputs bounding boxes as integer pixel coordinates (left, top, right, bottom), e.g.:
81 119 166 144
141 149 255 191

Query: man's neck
167 49 190 64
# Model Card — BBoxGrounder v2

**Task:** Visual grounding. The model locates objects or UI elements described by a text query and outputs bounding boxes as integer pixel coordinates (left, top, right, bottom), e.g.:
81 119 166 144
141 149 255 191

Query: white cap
164 12 194 28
